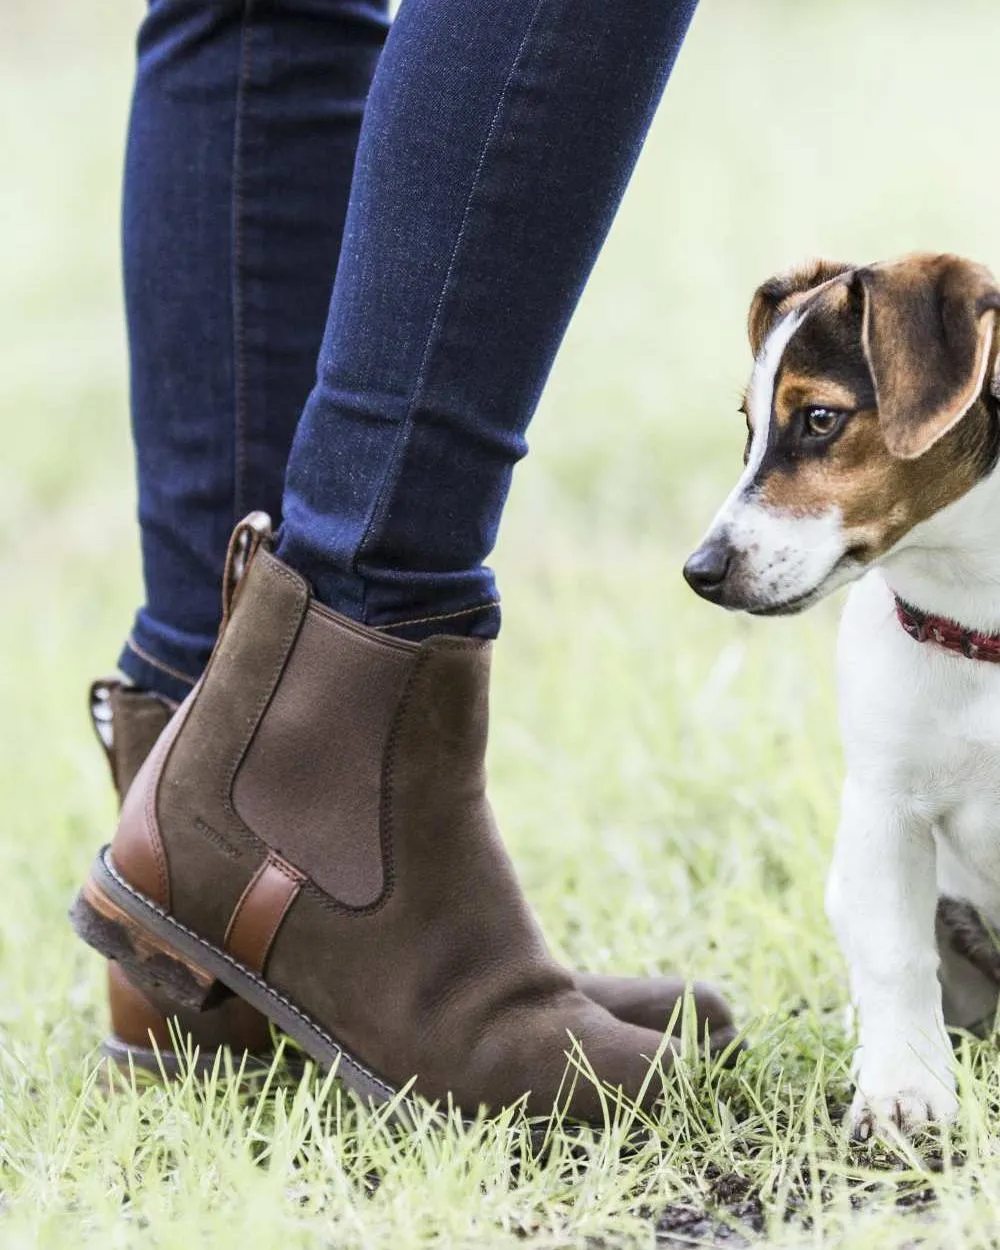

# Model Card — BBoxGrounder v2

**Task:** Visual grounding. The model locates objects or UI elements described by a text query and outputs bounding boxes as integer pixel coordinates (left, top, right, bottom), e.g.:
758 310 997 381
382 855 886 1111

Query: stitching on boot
125 636 199 687
223 853 302 973
267 855 306 887
378 650 433 910
101 850 396 1099
193 816 241 861
223 855 269 953
220 553 309 844
149 553 311 876
142 721 175 907
372 601 499 632
259 857 306 968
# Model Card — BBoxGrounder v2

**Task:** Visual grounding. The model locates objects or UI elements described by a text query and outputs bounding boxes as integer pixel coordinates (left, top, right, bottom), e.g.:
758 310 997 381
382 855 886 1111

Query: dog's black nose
683 540 732 599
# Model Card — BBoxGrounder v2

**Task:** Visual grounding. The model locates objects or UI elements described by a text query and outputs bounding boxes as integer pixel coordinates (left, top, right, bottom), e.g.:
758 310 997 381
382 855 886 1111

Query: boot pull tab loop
89 678 120 784
222 511 273 632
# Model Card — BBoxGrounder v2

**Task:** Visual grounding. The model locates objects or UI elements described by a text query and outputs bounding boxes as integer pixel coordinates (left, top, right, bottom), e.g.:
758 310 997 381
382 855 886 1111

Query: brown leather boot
90 684 733 1079
79 516 733 1113
90 680 273 1075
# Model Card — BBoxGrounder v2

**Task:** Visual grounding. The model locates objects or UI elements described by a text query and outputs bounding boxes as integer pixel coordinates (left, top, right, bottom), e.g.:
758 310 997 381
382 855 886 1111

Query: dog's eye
802 406 843 438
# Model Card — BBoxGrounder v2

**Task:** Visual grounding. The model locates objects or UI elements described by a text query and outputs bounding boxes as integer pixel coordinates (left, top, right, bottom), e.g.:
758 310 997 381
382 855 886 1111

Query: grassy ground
5 1 1000 1245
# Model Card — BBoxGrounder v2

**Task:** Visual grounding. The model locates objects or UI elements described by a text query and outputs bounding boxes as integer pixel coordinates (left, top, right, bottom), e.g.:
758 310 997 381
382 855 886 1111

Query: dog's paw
848 1083 957 1141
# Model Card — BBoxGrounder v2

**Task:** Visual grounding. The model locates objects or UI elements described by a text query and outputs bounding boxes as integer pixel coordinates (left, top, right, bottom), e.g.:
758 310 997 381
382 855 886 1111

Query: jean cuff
372 600 500 642
118 634 201 704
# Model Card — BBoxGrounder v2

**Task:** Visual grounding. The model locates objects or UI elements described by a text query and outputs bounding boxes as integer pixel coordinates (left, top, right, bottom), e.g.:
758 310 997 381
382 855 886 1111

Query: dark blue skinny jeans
119 0 697 703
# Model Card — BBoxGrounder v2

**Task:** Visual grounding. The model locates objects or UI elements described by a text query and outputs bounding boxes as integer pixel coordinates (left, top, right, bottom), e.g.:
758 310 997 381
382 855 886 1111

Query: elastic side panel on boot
232 608 414 909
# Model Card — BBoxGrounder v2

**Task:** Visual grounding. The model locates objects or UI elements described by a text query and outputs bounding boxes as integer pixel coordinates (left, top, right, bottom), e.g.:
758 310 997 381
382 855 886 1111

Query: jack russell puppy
684 252 1000 1139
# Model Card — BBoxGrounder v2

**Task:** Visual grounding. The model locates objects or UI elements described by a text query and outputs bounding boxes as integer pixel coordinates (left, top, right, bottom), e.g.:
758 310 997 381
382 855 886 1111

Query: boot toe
450 989 680 1122
574 972 734 1038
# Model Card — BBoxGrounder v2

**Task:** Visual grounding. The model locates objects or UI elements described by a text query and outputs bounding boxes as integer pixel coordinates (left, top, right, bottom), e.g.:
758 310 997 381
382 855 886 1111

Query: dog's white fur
831 460 1000 1134
701 306 1000 1135
705 309 861 615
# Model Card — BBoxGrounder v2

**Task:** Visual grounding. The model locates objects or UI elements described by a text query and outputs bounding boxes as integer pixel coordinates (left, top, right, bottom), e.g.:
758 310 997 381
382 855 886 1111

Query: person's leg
104 0 731 1073
118 0 389 704
276 0 697 640
75 0 732 1116
99 0 389 1069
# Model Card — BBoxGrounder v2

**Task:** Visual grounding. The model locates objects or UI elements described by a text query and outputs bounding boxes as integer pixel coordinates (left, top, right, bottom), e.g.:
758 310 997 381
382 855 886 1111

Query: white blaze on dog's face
684 253 1000 615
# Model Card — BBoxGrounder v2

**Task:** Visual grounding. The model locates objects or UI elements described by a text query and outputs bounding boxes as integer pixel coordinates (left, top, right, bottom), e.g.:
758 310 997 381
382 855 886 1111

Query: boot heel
101 963 276 1081
71 877 229 1013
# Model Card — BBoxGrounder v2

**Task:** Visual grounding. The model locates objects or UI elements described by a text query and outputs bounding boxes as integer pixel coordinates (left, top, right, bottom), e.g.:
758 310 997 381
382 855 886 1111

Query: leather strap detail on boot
89 679 119 789
221 511 273 634
224 854 305 975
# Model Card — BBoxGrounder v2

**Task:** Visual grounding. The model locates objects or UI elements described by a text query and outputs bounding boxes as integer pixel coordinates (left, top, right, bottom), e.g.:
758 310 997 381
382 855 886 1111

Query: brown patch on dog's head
751 253 1000 562
747 259 855 356
857 254 1000 458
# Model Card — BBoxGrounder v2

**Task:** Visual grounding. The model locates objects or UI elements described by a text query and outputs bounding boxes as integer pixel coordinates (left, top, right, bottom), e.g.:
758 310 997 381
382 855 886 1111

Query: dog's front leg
826 778 956 1138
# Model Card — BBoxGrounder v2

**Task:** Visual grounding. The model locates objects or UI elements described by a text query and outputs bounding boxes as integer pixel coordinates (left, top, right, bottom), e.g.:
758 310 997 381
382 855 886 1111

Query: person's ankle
273 530 501 641
117 638 199 705
371 601 500 642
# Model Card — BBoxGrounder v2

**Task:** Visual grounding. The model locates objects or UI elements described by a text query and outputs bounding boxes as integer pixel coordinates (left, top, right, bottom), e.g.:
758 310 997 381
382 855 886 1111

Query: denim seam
352 0 552 622
124 636 198 688
231 0 256 523
371 601 500 632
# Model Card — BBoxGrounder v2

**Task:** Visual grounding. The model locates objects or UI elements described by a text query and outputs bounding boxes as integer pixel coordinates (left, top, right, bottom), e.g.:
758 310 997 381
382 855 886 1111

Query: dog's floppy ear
856 254 1000 460
747 259 854 356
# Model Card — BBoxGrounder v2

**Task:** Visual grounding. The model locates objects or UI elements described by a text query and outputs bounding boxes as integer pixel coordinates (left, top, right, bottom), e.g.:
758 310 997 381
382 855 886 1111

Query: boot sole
71 847 399 1110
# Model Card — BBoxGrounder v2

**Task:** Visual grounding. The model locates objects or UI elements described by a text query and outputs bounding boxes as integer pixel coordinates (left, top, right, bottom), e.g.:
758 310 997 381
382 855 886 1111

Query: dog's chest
892 682 1000 908
882 712 1000 910
841 576 1000 883
933 740 1000 921
934 739 1000 852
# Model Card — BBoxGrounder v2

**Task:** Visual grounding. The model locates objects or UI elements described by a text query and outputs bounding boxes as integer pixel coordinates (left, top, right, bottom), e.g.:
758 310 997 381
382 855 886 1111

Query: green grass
6 1 1000 1245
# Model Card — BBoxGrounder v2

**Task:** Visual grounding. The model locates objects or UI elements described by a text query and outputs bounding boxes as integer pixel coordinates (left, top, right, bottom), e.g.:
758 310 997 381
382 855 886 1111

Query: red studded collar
894 596 1000 664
